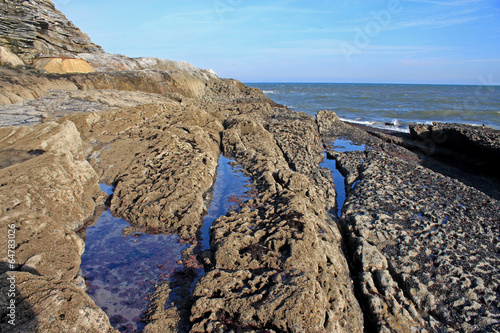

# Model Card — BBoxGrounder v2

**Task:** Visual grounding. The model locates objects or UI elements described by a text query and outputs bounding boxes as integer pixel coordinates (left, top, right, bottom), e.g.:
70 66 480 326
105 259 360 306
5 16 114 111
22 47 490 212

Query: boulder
409 122 500 179
0 46 24 67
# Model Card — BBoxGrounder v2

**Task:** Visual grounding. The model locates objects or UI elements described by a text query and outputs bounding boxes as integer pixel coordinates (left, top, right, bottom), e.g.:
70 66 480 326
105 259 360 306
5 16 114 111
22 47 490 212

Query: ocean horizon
246 82 500 132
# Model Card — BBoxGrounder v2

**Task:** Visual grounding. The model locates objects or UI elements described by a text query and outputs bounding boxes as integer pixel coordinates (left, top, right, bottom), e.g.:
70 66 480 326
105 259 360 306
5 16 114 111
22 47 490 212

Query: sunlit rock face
0 0 104 62
33 57 95 74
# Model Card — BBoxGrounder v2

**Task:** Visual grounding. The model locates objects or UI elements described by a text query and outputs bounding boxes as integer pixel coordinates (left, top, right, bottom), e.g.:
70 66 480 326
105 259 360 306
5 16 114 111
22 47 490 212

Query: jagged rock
189 108 364 332
409 122 500 179
0 0 103 62
336 147 499 332
33 57 95 74
2 1 498 331
318 111 500 332
0 119 110 332
67 102 224 240
0 121 102 280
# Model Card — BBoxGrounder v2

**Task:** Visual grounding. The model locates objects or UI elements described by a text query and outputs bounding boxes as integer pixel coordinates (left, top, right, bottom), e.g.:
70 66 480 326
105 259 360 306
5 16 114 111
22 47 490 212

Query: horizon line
241 81 500 87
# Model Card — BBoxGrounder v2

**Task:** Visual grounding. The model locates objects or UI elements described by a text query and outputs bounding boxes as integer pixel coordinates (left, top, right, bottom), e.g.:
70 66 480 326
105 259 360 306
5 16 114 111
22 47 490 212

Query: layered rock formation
0 46 24 66
0 0 103 61
187 106 362 333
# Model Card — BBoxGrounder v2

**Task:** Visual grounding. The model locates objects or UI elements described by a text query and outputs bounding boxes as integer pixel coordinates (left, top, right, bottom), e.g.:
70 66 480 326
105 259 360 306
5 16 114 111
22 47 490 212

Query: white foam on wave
339 117 410 133
262 90 277 94
338 117 375 127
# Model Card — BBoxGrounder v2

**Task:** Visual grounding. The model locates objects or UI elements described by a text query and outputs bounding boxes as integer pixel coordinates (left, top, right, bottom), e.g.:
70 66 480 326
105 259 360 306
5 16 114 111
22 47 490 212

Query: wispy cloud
391 14 483 30
397 56 500 67
403 0 483 5
389 3 487 29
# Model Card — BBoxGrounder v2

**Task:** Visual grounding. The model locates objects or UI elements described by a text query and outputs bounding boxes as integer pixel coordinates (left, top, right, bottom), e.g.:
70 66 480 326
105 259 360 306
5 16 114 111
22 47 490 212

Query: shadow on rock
0 269 38 332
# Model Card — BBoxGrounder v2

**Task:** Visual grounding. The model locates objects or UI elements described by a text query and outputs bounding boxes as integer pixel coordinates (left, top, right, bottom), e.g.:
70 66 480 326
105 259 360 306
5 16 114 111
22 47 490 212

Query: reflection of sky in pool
80 210 187 333
99 183 114 195
332 138 366 153
321 138 365 217
200 155 253 251
320 153 345 218
82 157 253 332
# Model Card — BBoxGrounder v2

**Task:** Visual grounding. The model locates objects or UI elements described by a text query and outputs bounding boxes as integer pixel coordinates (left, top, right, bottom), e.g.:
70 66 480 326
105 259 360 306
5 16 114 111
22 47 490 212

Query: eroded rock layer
0 121 116 332
0 0 103 61
317 110 500 333
2 78 499 332
188 106 363 333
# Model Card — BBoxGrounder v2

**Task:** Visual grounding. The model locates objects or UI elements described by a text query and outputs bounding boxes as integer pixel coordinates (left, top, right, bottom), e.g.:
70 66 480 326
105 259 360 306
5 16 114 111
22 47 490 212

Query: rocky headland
1 1 499 332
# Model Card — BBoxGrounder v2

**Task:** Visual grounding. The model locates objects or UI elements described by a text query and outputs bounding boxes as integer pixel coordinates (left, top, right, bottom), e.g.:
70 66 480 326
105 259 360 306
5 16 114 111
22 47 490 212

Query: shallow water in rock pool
81 155 253 332
321 138 366 217
80 210 187 332
200 155 254 251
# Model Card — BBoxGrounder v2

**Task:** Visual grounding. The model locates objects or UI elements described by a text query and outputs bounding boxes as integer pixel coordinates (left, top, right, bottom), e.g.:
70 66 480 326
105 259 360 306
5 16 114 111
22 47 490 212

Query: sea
246 83 500 133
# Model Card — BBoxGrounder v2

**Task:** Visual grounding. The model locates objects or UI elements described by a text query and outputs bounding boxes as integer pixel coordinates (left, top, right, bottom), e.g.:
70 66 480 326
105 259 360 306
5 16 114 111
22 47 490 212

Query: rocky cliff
0 0 103 62
1 2 499 333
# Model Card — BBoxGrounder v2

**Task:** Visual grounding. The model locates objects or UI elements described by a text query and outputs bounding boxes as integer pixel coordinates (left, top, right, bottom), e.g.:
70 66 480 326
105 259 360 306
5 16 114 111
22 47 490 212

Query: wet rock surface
0 121 115 332
74 102 224 241
318 110 500 332
2 83 499 332
188 106 363 333
0 272 116 333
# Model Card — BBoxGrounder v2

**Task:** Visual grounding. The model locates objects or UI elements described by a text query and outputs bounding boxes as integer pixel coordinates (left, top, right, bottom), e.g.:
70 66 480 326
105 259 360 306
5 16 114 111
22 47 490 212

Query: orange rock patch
33 57 95 74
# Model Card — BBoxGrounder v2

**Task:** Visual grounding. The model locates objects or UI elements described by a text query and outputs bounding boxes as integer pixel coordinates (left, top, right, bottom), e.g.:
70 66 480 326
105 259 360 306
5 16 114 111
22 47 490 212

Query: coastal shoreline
1 2 499 332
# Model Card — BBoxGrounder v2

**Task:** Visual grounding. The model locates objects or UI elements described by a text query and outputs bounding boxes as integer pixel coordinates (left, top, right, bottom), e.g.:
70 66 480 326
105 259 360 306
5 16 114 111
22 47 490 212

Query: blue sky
55 0 500 84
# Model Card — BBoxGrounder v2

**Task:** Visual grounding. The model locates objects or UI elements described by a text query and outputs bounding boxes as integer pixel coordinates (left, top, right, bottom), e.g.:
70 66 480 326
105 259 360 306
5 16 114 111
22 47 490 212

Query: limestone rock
0 46 24 66
0 120 86 158
0 121 101 279
409 122 500 179
0 272 117 333
79 53 218 80
71 102 224 240
0 67 78 106
337 149 500 332
316 109 341 135
190 108 364 332
0 0 103 62
33 57 95 74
